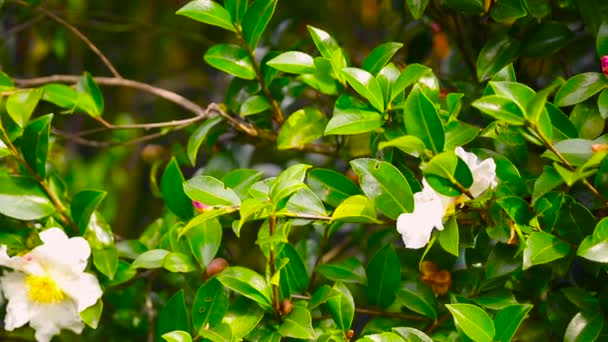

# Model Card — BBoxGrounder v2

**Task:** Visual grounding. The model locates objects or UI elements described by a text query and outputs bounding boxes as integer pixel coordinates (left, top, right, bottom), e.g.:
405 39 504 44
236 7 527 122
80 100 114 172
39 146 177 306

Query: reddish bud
592 144 608 153
205 258 229 277
346 330 355 339
280 299 294 316
420 261 439 276
193 200 210 212
141 144 167 164
602 56 608 76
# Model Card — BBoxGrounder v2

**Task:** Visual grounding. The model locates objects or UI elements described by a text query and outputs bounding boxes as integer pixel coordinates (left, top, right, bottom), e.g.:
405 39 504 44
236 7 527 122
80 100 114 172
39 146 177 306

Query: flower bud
346 330 355 339
205 258 229 277
602 56 608 76
141 144 167 164
193 200 210 212
280 299 293 316
592 143 608 153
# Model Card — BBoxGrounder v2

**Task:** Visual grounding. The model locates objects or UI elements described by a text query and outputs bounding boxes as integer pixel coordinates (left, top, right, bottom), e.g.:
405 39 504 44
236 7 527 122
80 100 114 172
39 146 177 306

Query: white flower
0 228 102 342
397 148 498 249
455 147 498 198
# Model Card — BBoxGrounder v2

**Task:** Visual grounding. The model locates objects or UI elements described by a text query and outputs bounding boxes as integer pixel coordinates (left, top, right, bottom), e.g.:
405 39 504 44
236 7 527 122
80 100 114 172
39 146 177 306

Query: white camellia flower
0 228 102 342
397 148 498 249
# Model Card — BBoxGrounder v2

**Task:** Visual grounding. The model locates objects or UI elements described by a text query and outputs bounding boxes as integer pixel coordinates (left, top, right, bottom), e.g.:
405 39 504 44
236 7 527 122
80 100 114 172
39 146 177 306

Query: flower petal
32 228 91 274
1 272 34 330
29 300 83 342
397 187 448 249
57 272 103 312
455 147 497 198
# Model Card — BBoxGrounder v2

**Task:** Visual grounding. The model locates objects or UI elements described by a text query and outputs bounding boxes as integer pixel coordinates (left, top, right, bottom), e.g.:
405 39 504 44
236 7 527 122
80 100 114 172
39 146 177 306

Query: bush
1 0 608 341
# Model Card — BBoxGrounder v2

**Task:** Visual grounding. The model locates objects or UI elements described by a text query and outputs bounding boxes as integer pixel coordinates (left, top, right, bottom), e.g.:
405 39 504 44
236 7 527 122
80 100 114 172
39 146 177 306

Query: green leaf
392 327 432 342
187 116 223 166
267 51 316 74
204 44 256 80
521 22 574 57
362 42 403 75
358 333 405 342
162 331 192 342
523 232 571 270
317 257 367 285
0 71 15 91
308 168 360 207
92 245 118 280
391 64 431 103
377 63 400 107
497 196 532 225
21 114 52 178
397 281 438 319
444 120 481 151
444 0 484 13
493 304 533 342
278 305 315 339
350 158 414 219
331 195 378 223
6 89 43 127
277 243 309 297
161 158 194 221
225 0 247 23
192 278 228 331
222 296 264 339
184 175 241 207
424 151 473 196
76 72 104 117
216 266 273 311
532 166 563 204
182 207 235 237
472 291 518 310
491 0 526 23
131 249 170 269
367 244 401 308
555 73 608 107
277 107 327 150
324 95 383 135
41 84 78 109
240 95 271 116
341 67 385 112
176 0 236 32
269 163 311 204
406 0 430 19
80 299 103 329
186 218 222 268
439 216 459 256
598 89 608 119
307 25 340 59
577 217 608 263
0 139 9 159
564 312 604 342
156 290 190 340
598 22 608 56
570 100 605 140
472 95 527 125
445 304 495 342
476 34 520 82
280 188 327 218
327 282 355 330
403 85 444 154
241 0 277 49
198 322 232 342
378 135 427 158
71 190 106 234
163 252 197 273
0 175 55 220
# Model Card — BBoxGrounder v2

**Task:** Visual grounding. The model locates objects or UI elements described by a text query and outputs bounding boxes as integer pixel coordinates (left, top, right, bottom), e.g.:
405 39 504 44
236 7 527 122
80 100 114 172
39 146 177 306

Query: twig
13 0 122 78
425 312 451 335
354 307 427 321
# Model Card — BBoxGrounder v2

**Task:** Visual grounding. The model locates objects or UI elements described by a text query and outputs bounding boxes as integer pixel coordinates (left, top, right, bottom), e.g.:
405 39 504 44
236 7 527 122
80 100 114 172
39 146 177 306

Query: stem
268 214 282 319
425 312 451 334
236 31 284 124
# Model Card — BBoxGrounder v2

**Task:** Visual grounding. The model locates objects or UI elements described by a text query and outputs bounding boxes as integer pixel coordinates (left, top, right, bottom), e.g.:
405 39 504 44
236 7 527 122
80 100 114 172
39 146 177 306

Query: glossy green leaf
598 89 608 119
445 304 495 342
198 322 232 342
131 249 170 269
350 158 414 219
327 282 355 330
41 84 78 109
222 169 263 199
362 42 403 75
378 135 428 158
156 290 190 340
308 168 360 207
555 73 608 107
570 100 605 139
22 114 52 178
597 22 608 56
278 305 315 339
439 216 459 256
267 51 316 74
184 175 241 207
162 331 192 342
76 72 104 117
225 0 247 23
222 296 264 338
216 266 273 311
0 71 15 91
176 0 236 32
424 151 473 196
6 89 43 127
403 84 444 153
406 0 430 19
522 22 574 57
163 252 197 272
473 95 526 125
307 25 340 59
241 0 277 49
493 304 533 342
80 299 103 329
277 107 327 150
181 207 235 237
392 327 432 342
523 232 571 269
317 257 367 285
269 163 311 204
331 195 378 223
192 278 228 331
0 175 55 220
397 281 438 319
577 217 608 263
444 120 481 150
280 188 327 218
187 116 222 166
277 243 309 297
71 190 106 234
497 196 532 225
391 64 431 103
532 166 564 204
161 158 194 220
564 312 604 342
476 34 520 82
358 332 404 342
341 67 385 112
491 0 527 23
324 95 383 135
204 44 256 79
367 244 401 308
377 63 400 107
240 95 271 116
186 218 222 268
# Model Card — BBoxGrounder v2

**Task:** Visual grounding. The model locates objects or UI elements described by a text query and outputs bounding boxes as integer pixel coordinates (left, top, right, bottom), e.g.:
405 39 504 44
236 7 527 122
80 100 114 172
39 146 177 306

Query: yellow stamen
25 275 65 303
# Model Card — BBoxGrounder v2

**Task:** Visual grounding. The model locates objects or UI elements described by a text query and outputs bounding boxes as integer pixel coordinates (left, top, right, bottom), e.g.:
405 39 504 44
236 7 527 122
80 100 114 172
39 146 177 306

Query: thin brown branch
425 312 451 335
13 0 122 78
354 307 427 321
